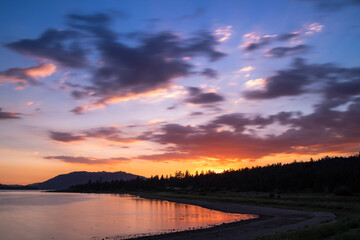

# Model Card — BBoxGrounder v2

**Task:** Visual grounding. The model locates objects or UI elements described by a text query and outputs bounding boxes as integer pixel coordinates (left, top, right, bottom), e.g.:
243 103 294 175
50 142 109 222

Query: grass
141 191 360 240
256 215 360 240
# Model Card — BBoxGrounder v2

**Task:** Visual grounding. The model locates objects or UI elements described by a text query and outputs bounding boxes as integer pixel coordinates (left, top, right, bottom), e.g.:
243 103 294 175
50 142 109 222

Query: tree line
68 154 360 194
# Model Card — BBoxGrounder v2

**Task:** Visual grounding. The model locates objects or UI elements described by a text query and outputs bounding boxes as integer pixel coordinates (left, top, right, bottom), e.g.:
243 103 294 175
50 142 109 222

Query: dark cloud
44 155 129 164
65 13 225 113
244 33 300 52
210 113 276 132
137 56 359 162
302 0 360 11
136 57 360 162
324 79 360 100
141 98 360 161
49 126 138 143
243 24 320 53
0 108 22 119
244 37 273 52
5 12 225 114
266 45 310 58
276 33 301 41
201 68 218 78
50 131 86 142
244 58 360 100
6 29 87 68
244 59 312 99
185 87 224 104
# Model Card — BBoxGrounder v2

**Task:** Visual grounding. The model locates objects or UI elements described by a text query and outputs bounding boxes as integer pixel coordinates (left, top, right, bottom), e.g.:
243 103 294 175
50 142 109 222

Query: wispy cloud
236 66 255 73
44 155 129 164
214 25 232 42
50 131 86 142
265 45 310 58
49 126 140 144
240 23 323 53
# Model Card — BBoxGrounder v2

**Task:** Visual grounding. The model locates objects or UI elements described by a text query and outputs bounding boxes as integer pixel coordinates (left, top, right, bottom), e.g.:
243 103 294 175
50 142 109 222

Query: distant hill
0 184 37 190
28 171 144 190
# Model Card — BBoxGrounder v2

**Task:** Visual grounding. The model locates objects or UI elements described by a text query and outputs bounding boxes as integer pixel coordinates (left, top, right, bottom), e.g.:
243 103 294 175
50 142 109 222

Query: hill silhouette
28 171 144 190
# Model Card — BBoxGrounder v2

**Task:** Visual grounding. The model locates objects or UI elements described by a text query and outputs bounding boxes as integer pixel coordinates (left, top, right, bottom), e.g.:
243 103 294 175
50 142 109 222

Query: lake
0 191 256 240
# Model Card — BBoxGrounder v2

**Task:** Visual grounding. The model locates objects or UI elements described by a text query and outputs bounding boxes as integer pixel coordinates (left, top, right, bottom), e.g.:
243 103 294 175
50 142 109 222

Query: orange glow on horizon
0 150 356 185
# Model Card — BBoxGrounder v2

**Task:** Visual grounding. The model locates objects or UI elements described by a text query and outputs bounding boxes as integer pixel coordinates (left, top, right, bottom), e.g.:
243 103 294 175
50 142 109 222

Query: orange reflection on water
0 191 256 240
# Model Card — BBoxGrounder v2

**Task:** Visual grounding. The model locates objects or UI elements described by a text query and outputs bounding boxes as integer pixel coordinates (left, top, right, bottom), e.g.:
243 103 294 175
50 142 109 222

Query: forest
68 154 360 195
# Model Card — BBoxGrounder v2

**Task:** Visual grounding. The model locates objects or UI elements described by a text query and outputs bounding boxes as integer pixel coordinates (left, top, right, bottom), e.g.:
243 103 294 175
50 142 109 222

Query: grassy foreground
141 191 360 240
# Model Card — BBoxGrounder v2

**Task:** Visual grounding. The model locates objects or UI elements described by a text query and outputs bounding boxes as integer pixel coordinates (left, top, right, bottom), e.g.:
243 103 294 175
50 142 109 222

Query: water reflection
0 191 256 240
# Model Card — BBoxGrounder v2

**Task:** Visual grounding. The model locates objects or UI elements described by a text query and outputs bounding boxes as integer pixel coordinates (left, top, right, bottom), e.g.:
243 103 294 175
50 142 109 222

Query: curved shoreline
124 194 335 240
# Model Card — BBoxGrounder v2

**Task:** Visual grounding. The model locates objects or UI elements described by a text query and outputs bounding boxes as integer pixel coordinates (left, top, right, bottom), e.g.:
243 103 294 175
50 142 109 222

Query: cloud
25 63 56 77
50 131 86 142
63 13 225 113
324 79 360 100
243 58 360 100
71 85 188 114
141 99 360 162
5 12 225 113
190 111 203 116
201 68 218 79
6 29 87 68
237 66 255 73
44 155 129 164
185 87 225 104
49 126 139 143
136 152 196 162
0 63 56 86
241 23 323 52
83 126 121 138
245 78 267 89
0 108 22 119
265 45 310 58
69 106 87 115
131 57 360 162
214 25 232 42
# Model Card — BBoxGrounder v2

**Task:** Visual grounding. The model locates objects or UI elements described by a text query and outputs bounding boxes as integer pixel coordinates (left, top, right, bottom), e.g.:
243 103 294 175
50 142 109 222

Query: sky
0 0 359 185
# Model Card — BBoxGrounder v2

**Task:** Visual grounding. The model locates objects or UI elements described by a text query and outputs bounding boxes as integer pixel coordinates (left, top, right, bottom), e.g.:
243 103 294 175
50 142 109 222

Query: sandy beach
124 195 335 240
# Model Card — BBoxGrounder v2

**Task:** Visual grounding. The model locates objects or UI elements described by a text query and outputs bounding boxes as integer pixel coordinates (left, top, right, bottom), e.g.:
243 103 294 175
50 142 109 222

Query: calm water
0 191 256 240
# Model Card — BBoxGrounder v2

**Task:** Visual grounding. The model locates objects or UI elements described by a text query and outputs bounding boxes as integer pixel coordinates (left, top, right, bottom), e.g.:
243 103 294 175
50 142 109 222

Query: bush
334 186 353 196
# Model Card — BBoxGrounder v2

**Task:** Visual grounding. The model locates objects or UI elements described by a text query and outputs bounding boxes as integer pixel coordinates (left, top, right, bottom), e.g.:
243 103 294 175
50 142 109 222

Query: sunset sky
1 0 359 184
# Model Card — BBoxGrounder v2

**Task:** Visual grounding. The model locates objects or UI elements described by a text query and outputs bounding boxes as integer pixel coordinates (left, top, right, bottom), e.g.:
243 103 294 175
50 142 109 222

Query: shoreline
120 194 336 240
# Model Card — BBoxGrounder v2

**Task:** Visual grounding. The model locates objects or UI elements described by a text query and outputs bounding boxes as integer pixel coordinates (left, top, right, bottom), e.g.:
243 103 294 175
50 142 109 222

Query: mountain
28 171 144 190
